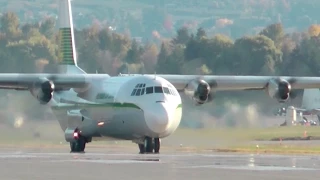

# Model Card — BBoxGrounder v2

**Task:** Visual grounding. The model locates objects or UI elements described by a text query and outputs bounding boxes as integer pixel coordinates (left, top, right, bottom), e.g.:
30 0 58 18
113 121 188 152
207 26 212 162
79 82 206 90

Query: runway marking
48 159 162 164
178 165 318 171
0 154 50 158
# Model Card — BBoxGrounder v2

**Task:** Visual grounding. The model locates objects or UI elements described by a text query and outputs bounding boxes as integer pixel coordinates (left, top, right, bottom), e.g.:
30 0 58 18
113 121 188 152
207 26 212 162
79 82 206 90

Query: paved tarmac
0 146 319 180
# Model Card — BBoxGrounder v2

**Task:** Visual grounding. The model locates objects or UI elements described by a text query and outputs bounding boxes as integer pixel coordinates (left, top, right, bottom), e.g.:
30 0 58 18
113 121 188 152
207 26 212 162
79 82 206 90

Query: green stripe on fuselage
51 102 141 110
52 102 182 111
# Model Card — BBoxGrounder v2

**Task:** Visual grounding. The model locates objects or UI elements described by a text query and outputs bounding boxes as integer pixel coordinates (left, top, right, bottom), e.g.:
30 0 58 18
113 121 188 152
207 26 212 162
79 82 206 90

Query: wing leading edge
1 73 320 92
0 73 108 90
151 74 320 91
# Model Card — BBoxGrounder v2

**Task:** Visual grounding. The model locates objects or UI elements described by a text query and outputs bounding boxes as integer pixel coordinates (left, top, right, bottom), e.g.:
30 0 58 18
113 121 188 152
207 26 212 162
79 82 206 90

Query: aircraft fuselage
50 75 182 144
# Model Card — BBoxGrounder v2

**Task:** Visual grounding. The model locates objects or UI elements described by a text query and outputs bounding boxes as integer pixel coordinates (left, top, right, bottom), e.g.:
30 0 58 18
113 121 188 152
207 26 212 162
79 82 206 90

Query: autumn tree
196 27 206 40
200 34 234 74
308 24 320 37
259 23 284 48
293 35 320 76
156 41 184 74
233 35 282 75
125 39 143 64
172 27 190 45
39 17 55 39
0 12 21 39
141 42 158 73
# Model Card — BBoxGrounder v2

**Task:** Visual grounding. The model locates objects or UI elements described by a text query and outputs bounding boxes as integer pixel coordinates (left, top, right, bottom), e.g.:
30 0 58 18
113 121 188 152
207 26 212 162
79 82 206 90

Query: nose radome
145 103 170 134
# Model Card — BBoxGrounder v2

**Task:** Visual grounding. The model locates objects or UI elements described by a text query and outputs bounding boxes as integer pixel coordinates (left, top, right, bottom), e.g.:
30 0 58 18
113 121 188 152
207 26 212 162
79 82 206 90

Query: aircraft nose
145 102 170 134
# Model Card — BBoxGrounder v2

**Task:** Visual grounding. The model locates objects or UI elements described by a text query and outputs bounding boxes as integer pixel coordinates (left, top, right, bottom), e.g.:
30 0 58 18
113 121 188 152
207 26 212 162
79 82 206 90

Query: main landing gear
138 137 161 154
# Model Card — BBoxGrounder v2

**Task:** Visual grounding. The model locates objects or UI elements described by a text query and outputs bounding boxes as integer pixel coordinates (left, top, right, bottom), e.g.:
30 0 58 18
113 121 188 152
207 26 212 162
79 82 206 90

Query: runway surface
0 146 319 180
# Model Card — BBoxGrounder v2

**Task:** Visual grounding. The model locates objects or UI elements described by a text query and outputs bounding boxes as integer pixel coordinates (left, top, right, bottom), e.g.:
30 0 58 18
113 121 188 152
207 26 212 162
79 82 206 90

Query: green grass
174 126 320 141
169 126 320 154
212 144 320 155
1 122 320 154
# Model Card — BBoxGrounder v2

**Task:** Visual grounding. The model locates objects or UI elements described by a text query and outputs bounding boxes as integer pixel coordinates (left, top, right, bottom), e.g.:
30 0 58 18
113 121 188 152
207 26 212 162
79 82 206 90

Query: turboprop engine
30 78 55 104
266 78 292 103
184 79 215 105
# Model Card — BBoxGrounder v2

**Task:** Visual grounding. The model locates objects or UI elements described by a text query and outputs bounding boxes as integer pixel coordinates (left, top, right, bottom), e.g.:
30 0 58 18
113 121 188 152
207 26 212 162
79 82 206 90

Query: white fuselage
49 74 182 142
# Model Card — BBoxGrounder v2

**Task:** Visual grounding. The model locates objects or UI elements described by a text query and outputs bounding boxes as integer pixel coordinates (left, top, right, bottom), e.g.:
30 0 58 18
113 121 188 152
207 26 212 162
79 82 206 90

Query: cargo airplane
2 0 320 154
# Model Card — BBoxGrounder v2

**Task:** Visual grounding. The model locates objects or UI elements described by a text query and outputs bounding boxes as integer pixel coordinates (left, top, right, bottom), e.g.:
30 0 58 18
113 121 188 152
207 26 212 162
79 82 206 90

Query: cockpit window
135 89 141 96
163 87 170 94
146 87 153 94
131 83 146 96
131 89 137 96
169 88 176 95
131 84 177 96
154 86 163 93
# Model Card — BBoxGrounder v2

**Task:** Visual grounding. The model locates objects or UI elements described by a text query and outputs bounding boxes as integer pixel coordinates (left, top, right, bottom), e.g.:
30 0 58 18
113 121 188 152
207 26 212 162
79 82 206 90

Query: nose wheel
139 137 161 154
70 134 87 153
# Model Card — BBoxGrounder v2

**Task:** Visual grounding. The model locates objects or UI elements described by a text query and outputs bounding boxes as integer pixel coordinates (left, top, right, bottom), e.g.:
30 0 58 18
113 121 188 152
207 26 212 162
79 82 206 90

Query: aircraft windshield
130 84 177 96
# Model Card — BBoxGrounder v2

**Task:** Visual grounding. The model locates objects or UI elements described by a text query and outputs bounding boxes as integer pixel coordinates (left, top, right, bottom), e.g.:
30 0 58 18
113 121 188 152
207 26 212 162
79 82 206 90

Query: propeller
194 76 218 103
287 78 301 99
278 77 299 100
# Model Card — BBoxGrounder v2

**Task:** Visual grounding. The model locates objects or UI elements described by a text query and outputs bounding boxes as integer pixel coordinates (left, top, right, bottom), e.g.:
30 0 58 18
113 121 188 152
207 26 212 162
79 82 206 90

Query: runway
0 146 319 180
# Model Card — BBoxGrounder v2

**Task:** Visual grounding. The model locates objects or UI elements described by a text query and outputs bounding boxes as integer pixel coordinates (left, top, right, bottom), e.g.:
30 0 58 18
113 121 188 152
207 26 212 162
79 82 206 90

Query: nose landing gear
138 137 161 154
66 128 90 153
70 136 86 153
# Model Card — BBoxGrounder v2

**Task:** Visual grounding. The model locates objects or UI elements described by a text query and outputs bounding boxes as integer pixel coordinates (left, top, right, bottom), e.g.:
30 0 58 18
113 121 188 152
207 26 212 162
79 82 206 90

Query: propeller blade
287 78 297 85
207 92 215 102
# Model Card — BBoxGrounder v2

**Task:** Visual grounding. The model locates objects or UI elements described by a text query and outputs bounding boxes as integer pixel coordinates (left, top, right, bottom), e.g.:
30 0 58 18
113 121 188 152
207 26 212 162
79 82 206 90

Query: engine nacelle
266 78 291 103
30 78 55 104
184 79 212 104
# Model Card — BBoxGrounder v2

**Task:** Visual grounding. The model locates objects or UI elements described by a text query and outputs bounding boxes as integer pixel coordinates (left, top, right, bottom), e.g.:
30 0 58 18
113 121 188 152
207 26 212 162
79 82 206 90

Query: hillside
0 0 319 40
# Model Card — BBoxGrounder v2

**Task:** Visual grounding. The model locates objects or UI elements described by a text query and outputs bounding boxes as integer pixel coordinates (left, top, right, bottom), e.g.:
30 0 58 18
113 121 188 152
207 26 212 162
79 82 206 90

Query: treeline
1 12 320 77
0 12 319 127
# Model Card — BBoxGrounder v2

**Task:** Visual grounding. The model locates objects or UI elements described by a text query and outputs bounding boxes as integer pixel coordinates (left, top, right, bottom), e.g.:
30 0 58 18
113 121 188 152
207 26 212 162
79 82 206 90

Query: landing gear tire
138 137 161 154
70 136 86 153
139 144 145 154
145 137 153 153
154 138 160 154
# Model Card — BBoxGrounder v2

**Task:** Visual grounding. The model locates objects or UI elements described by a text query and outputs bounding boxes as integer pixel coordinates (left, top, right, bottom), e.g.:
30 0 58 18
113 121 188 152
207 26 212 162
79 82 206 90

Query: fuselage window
139 84 143 88
142 84 146 87
135 84 140 88
154 86 163 93
163 87 170 94
146 87 153 94
141 88 145 95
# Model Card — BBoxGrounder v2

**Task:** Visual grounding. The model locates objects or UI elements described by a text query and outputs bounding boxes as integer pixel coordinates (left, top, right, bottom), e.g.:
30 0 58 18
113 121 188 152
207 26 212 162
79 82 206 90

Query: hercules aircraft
1 0 320 154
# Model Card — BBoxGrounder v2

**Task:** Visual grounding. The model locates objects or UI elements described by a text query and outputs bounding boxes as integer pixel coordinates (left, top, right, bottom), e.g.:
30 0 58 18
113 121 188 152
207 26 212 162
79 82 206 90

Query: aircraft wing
294 108 320 114
153 75 320 91
2 73 320 92
0 73 106 90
